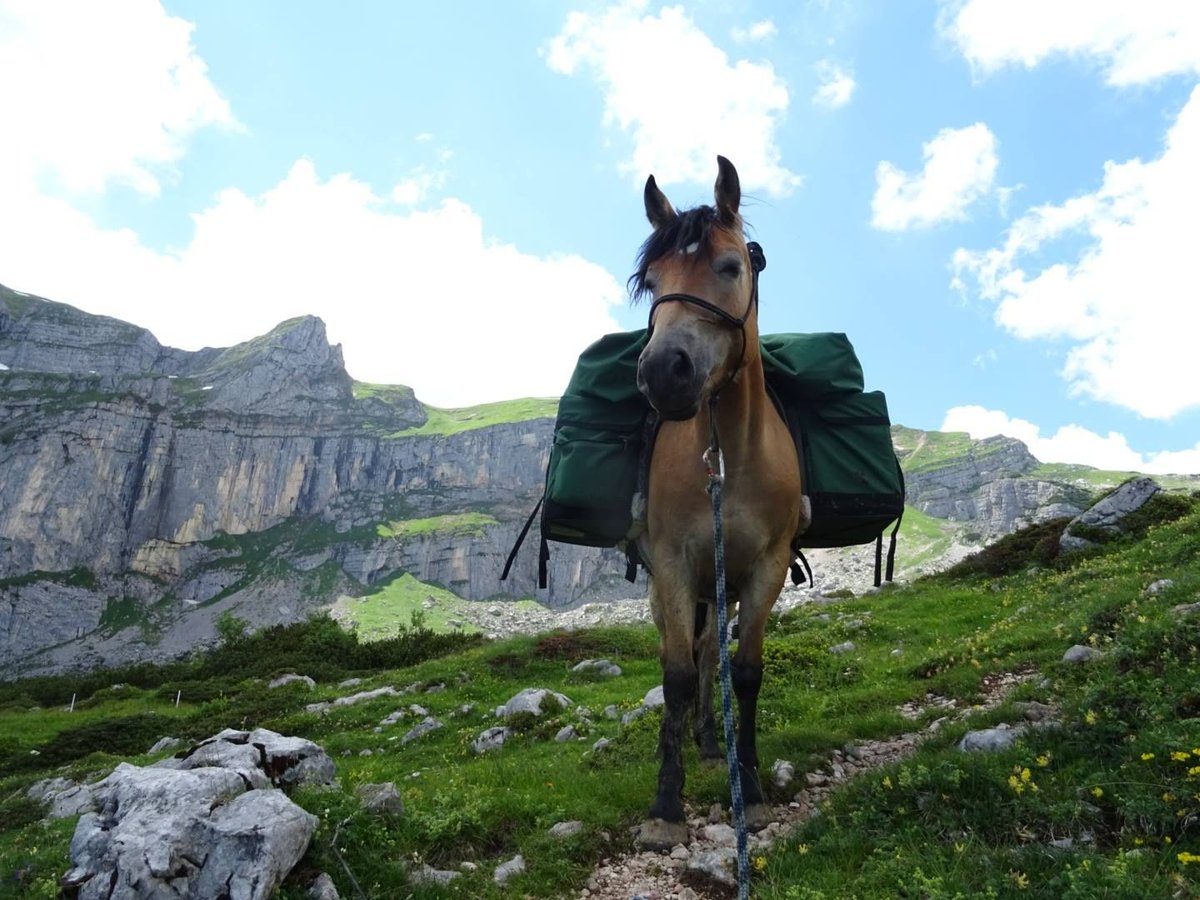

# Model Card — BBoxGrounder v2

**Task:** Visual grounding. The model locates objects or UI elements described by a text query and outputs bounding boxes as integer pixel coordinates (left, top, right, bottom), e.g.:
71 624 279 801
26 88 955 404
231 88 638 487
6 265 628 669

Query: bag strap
500 496 543 582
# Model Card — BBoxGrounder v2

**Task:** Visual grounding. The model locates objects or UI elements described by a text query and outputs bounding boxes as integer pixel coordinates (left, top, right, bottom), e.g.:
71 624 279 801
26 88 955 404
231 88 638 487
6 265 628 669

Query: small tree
215 610 249 646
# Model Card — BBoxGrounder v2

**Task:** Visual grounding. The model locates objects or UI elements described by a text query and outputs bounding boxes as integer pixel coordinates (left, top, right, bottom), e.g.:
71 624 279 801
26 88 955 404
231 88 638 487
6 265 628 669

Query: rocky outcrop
903 434 1086 535
60 728 330 899
1060 476 1160 553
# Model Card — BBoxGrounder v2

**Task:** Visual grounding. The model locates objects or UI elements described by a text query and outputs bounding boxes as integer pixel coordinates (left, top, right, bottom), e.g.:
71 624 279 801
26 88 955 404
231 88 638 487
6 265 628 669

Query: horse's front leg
730 561 788 831
637 578 697 851
693 600 721 761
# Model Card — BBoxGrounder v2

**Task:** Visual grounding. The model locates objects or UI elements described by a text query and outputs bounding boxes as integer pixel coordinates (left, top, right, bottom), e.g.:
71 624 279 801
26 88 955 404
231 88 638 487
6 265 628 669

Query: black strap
500 496 543 582
885 512 902 583
789 550 812 586
624 543 640 583
538 533 549 589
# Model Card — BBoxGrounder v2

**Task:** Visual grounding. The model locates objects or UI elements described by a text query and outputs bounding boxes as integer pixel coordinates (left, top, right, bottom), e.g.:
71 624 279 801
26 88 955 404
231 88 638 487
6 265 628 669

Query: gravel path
576 671 1037 899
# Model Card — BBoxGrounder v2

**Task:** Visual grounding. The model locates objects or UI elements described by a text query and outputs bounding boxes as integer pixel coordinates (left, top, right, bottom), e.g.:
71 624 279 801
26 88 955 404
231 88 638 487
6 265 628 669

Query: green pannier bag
501 329 905 588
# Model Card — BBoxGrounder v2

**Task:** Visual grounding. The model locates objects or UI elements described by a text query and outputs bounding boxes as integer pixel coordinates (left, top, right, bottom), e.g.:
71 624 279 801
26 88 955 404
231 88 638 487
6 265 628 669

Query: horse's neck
710 352 773 460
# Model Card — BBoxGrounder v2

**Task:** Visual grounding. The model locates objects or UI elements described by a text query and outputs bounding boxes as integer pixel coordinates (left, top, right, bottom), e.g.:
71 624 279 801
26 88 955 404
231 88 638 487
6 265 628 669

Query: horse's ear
644 175 677 230
714 155 741 225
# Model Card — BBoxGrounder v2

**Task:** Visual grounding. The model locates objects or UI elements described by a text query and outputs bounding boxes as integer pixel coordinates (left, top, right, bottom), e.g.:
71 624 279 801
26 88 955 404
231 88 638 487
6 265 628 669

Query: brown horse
631 156 808 850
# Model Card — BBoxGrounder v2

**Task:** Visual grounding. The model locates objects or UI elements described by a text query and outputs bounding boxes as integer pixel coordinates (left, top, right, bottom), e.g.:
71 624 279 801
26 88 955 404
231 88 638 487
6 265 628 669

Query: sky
0 1 1198 474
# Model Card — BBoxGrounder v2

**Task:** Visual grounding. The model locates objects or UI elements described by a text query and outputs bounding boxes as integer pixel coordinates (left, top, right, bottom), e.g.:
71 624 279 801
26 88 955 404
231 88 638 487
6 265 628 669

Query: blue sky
1 1 1197 473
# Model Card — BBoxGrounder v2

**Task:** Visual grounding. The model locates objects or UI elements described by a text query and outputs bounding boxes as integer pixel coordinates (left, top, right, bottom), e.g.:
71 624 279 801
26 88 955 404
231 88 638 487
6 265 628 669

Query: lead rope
704 404 751 900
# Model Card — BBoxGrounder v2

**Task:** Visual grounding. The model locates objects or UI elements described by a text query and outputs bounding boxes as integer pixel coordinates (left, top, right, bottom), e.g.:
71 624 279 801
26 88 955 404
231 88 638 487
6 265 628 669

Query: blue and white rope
707 453 751 899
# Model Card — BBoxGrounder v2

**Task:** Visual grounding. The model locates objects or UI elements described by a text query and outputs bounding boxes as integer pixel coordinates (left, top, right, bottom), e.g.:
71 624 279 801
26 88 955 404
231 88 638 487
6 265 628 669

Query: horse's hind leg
692 601 721 761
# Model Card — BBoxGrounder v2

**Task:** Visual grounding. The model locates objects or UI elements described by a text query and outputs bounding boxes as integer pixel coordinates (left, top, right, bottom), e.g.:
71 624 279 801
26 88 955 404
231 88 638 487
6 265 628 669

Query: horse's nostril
669 350 693 383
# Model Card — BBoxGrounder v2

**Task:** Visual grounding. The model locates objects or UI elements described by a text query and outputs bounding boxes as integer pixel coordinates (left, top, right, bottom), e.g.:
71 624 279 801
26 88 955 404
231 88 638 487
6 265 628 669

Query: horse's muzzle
637 343 704 420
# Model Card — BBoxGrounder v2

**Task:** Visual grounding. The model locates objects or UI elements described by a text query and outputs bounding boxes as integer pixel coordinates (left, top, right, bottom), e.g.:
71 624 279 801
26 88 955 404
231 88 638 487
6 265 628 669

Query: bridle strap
645 241 766 406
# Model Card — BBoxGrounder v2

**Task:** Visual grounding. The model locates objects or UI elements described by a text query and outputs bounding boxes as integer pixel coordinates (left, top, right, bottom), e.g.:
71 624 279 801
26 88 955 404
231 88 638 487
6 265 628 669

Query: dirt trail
578 671 1037 899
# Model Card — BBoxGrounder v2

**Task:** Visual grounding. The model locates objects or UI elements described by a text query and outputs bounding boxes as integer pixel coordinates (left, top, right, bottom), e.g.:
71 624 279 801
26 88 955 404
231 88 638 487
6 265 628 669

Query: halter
648 240 768 451
645 241 766 405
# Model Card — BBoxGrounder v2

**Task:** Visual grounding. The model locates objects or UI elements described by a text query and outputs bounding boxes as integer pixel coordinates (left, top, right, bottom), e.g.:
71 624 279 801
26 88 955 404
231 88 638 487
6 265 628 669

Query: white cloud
813 60 855 109
731 19 777 44
545 1 801 196
391 165 449 206
953 86 1200 420
871 123 998 230
0 161 624 406
941 0 1200 86
0 3 623 406
0 0 237 195
941 406 1200 475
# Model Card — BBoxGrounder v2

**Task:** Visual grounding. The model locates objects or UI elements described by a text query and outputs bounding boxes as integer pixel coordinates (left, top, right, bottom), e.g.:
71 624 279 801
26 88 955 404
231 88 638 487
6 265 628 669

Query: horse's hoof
744 803 775 832
635 817 689 851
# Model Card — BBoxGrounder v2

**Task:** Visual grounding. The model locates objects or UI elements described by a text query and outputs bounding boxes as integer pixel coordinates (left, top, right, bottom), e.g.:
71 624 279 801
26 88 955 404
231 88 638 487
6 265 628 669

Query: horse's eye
717 260 741 279
644 274 659 292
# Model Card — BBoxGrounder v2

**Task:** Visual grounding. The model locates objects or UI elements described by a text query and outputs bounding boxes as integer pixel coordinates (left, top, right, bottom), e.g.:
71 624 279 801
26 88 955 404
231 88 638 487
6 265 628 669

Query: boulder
1062 645 1104 664
571 658 623 677
472 726 511 754
355 782 404 815
1060 477 1159 553
156 727 336 788
498 688 571 718
958 727 1020 753
494 854 526 885
61 763 316 900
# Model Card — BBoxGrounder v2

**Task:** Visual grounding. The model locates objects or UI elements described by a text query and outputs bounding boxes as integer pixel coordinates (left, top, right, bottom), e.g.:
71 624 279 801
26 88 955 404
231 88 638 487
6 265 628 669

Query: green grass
394 397 559 437
893 505 958 570
352 382 418 405
2 498 1199 898
895 429 982 475
376 512 498 539
336 573 486 638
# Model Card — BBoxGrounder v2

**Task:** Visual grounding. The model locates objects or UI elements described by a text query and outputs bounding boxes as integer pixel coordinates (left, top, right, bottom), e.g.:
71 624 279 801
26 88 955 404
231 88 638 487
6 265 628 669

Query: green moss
0 567 96 591
98 597 143 634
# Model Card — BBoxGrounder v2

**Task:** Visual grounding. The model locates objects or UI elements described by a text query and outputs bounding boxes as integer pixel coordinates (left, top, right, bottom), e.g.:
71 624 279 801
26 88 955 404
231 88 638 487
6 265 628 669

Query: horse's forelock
629 205 741 302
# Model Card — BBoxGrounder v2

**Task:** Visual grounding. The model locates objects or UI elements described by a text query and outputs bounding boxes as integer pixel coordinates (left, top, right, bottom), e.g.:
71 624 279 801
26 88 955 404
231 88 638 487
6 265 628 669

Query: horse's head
631 156 760 421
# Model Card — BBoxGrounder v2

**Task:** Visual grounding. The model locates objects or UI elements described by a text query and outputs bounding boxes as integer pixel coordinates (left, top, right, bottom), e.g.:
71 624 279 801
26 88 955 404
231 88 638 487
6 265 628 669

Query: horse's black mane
629 204 731 302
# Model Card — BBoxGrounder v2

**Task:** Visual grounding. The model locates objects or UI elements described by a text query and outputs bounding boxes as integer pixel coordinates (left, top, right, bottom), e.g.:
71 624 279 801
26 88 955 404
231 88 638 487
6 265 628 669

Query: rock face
901 433 1083 535
0 285 627 677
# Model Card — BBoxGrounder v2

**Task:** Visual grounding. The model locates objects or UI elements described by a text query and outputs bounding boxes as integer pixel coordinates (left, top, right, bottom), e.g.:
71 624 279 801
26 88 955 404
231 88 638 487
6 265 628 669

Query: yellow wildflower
1036 754 1051 767
1091 786 1104 798
1008 870 1030 890
1171 751 1192 762
796 843 810 855
1179 851 1200 865
1085 709 1099 726
882 776 893 790
754 856 767 871
1141 752 1156 761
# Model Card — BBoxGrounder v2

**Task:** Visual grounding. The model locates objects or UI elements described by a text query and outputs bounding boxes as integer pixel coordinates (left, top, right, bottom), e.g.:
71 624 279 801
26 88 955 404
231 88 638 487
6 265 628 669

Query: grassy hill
1 492 1198 898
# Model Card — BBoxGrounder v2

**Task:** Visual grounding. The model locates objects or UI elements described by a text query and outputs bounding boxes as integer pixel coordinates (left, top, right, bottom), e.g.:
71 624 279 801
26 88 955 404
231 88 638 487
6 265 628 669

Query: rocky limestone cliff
1 285 623 677
896 428 1089 536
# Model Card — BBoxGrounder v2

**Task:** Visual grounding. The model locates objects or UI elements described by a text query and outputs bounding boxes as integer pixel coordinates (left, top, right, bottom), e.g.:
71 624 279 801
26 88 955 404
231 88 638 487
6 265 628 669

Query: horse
631 156 808 851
